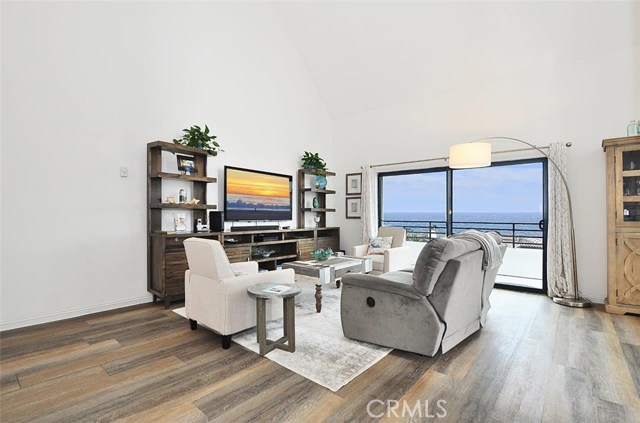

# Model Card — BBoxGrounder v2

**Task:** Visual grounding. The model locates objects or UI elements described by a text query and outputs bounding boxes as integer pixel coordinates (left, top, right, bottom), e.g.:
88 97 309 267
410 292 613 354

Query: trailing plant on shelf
173 125 223 156
301 151 327 175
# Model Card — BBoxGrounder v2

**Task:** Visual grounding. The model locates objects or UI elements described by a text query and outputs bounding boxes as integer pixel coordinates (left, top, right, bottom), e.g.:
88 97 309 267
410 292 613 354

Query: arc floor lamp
448 136 591 308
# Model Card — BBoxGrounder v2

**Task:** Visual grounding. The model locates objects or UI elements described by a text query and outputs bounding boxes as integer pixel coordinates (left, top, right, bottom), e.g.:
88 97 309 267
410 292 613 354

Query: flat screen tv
224 166 293 221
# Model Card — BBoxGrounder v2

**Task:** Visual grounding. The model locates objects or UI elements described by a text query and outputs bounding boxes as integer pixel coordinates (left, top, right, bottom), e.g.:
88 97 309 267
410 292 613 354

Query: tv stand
222 227 339 270
231 224 279 232
149 227 340 306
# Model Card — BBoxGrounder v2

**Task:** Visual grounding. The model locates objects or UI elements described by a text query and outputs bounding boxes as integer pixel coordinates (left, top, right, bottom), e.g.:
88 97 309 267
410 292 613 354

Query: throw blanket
451 230 503 270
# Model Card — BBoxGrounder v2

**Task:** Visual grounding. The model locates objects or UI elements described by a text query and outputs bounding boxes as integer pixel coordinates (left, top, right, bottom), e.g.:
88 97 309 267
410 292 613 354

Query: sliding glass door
452 160 546 292
378 158 547 293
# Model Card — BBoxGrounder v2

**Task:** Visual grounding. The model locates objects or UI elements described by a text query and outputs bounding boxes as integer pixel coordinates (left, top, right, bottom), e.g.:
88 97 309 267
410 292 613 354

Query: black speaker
209 211 224 232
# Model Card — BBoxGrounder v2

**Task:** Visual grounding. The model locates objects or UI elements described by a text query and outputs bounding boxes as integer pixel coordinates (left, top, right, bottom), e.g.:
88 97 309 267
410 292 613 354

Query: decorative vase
312 197 319 208
314 175 327 189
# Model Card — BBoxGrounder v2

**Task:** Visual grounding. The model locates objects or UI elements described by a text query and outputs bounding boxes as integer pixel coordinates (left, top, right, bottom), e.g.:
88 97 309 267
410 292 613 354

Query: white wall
334 42 639 303
0 2 332 330
2 1 638 330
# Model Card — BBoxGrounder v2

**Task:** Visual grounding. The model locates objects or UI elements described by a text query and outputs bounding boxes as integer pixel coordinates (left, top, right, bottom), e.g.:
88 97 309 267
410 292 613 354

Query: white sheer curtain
547 142 577 298
360 164 379 243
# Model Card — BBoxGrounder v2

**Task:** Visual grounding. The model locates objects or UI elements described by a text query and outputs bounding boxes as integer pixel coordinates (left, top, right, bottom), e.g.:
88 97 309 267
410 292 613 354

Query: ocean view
382 212 543 239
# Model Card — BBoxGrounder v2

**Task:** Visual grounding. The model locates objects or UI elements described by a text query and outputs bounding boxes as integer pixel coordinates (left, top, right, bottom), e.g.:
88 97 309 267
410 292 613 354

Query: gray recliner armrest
340 270 444 356
341 272 424 300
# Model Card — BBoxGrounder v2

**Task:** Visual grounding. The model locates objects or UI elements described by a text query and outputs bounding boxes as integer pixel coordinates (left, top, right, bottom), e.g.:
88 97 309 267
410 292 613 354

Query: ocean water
382 212 543 238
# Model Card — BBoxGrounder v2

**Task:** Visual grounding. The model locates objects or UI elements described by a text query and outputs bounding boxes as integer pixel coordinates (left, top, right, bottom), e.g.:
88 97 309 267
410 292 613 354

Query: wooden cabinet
148 228 339 307
147 141 218 307
221 228 340 269
603 135 640 315
147 143 341 307
297 169 336 228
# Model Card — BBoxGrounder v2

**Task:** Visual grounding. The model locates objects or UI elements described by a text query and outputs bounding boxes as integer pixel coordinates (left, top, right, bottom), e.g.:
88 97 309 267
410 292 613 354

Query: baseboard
0 295 153 332
583 295 605 305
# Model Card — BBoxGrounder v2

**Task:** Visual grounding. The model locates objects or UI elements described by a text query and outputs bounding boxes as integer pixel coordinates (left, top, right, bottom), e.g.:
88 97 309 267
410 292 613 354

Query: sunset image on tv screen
226 168 291 219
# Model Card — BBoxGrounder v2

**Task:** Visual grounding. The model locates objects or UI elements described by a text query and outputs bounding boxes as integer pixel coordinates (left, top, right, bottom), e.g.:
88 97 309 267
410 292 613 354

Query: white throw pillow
367 236 393 255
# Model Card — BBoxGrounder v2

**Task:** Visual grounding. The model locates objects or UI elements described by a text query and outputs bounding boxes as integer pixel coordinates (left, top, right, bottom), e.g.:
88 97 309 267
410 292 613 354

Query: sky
226 168 290 205
381 162 543 214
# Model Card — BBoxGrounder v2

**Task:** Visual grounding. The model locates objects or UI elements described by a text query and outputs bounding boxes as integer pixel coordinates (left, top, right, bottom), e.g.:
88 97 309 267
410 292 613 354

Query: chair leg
221 335 232 349
189 319 197 330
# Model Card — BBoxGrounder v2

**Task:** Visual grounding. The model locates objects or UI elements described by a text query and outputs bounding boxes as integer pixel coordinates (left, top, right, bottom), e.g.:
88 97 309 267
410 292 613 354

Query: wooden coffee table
282 256 373 313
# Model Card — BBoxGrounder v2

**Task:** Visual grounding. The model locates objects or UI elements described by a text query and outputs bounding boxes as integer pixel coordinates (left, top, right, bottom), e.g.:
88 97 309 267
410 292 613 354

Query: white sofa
183 237 295 349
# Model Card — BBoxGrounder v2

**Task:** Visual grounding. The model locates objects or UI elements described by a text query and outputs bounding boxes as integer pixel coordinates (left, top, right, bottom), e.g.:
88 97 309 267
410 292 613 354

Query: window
378 159 547 293
379 169 448 241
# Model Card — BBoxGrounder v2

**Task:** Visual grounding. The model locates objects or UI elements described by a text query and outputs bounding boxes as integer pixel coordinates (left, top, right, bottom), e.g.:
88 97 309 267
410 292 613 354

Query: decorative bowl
255 249 275 258
311 248 333 261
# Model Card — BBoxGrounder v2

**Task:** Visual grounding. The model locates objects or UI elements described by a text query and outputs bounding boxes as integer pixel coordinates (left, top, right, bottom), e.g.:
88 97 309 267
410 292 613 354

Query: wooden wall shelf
302 208 336 213
147 141 217 307
297 169 336 228
151 203 218 210
151 172 217 183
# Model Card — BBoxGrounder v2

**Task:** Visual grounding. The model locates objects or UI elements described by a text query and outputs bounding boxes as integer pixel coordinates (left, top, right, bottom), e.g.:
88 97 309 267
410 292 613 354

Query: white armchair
351 227 415 274
183 237 295 349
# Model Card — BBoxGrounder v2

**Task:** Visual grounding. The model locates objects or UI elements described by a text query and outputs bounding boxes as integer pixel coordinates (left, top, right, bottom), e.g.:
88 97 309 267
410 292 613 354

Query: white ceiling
276 1 637 119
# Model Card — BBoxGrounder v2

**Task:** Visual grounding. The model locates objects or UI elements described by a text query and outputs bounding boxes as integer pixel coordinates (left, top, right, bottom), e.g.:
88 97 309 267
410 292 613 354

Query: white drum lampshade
448 142 492 169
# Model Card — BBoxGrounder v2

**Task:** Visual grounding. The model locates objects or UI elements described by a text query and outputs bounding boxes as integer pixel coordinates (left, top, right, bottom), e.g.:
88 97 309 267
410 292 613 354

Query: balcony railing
381 219 543 248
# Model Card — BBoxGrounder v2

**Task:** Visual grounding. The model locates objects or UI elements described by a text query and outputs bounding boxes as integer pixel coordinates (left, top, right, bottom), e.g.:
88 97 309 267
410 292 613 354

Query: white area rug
173 277 391 392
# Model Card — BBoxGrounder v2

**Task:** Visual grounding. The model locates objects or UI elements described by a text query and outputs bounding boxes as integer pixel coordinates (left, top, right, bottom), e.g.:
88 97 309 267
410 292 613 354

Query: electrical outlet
120 167 129 177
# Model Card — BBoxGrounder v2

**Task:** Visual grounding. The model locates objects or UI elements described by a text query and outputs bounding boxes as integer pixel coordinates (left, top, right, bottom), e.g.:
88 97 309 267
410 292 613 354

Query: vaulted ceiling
276 1 637 119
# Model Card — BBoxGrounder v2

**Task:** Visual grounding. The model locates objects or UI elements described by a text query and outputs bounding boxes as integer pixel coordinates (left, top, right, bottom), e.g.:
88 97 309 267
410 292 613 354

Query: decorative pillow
367 236 393 255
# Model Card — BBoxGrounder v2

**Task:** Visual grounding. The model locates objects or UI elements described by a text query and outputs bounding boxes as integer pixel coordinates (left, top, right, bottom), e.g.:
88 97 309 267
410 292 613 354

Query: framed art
346 173 362 195
176 154 197 174
346 197 362 219
174 213 187 232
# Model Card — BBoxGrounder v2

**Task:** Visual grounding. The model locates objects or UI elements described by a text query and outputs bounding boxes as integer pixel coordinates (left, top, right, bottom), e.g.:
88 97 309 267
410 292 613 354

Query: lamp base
552 296 592 308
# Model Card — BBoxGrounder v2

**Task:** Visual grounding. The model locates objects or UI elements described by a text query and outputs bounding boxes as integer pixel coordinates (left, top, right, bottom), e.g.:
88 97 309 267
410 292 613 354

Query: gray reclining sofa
340 235 506 356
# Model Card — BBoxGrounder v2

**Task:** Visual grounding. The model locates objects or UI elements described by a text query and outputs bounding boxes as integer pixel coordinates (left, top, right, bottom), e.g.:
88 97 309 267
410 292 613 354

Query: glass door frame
377 157 548 294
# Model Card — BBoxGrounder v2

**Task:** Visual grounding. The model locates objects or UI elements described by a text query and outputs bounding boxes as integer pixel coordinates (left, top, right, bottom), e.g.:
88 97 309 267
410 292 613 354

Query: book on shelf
262 284 291 294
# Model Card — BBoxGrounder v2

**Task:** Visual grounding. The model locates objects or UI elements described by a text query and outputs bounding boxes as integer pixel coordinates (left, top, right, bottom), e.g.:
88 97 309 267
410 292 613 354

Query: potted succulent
173 125 223 156
301 151 327 176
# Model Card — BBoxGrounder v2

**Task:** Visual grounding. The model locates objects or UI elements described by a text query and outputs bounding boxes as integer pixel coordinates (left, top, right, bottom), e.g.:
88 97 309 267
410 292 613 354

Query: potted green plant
301 151 327 175
173 125 223 156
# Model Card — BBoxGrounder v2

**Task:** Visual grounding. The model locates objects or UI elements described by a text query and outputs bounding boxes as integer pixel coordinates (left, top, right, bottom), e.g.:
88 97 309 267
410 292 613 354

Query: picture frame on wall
345 173 362 195
176 154 197 175
346 197 362 219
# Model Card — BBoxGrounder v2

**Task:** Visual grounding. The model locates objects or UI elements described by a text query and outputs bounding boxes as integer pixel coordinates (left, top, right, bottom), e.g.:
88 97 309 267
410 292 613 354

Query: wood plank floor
1 289 639 422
